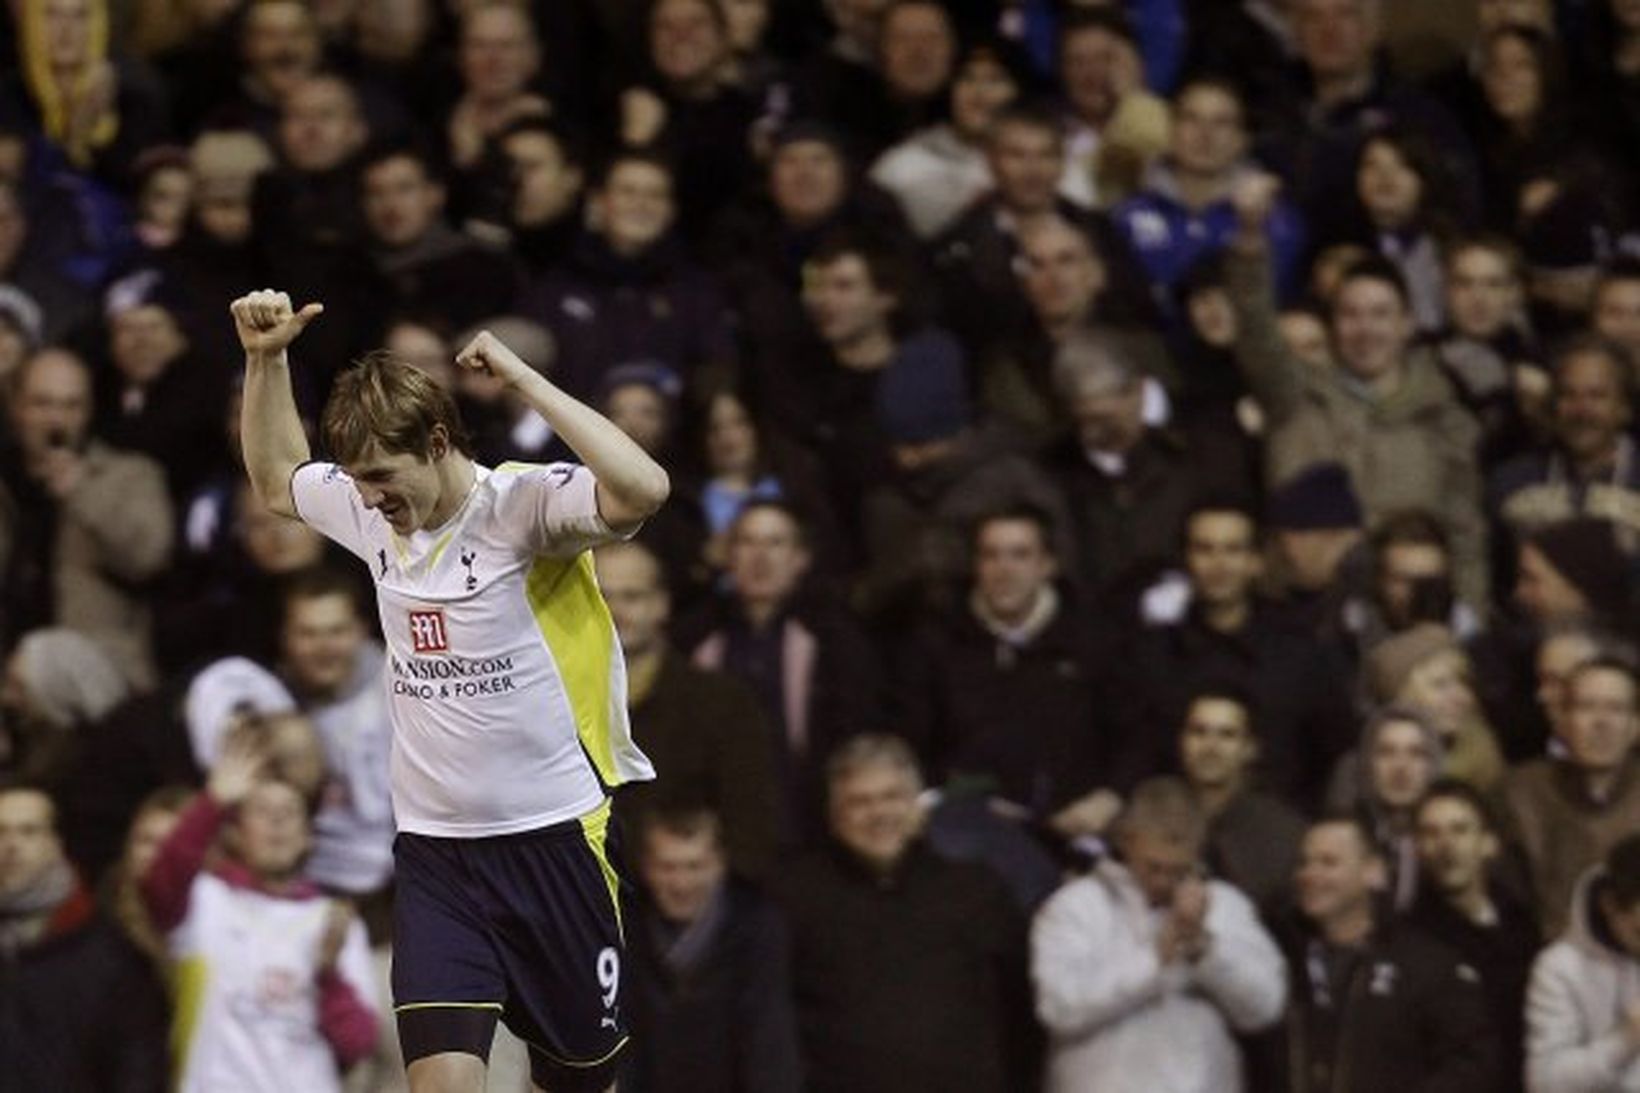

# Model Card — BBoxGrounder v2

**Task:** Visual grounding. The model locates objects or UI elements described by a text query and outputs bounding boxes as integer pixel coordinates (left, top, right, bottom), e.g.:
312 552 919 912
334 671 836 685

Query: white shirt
291 460 654 837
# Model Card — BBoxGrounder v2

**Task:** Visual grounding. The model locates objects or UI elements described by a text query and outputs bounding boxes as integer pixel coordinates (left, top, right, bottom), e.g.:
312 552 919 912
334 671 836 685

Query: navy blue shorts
391 800 629 1092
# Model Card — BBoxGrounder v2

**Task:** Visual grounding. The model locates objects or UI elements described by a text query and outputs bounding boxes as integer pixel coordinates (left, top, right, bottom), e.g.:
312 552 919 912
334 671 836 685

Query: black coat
778 842 1038 1093
0 896 169 1093
623 881 802 1093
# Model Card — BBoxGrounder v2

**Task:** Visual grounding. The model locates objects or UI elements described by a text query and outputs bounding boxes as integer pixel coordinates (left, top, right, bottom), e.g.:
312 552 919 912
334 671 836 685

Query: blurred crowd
3 0 1640 1090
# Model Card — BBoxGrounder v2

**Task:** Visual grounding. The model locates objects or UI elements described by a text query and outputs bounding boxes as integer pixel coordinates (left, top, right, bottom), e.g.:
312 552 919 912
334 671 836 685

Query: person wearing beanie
1361 623 1505 794
1265 462 1371 641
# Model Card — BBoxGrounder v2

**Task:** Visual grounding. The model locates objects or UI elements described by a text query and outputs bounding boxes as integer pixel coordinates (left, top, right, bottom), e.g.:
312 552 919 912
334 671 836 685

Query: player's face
640 828 726 923
829 762 920 873
1179 698 1256 790
283 592 367 696
1414 796 1494 900
345 445 444 535
229 781 311 878
1368 720 1435 811
0 791 60 899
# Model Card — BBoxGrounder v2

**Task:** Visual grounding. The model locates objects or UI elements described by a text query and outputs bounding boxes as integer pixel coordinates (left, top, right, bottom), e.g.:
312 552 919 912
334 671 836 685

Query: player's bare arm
232 289 325 519
455 329 671 531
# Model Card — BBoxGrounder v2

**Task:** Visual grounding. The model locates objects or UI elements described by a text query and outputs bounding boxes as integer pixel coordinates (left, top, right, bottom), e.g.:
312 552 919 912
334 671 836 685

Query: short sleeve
494 462 623 557
290 462 378 562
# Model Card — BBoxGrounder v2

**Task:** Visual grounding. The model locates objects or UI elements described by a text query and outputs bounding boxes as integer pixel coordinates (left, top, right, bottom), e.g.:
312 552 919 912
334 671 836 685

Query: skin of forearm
509 370 670 513
241 350 312 510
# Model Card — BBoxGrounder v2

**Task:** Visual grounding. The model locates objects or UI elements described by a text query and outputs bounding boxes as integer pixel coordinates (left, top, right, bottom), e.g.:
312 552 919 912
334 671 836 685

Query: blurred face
357 0 434 63
1331 276 1413 381
1018 222 1104 326
282 592 366 696
243 0 321 99
1446 246 1519 339
1482 33 1543 124
1595 279 1640 357
1369 719 1436 810
460 6 539 100
974 517 1056 623
652 0 727 87
1357 140 1421 229
1561 667 1639 773
228 780 310 878
1061 26 1130 124
1537 633 1600 731
803 254 893 347
1477 0 1553 34
0 791 60 899
385 323 456 388
195 188 254 244
595 161 674 253
641 826 726 923
1171 85 1246 176
364 156 444 247
1297 822 1381 925
721 0 768 54
1296 0 1378 81
1279 310 1331 370
1275 527 1358 592
1414 796 1496 900
10 351 92 460
727 508 809 607
1120 830 1198 908
950 56 1018 139
280 79 366 173
1186 511 1260 609
769 140 846 226
988 122 1063 215
1514 543 1589 622
597 547 669 658
1068 374 1145 454
705 393 759 476
503 131 582 228
1188 286 1239 348
1400 649 1476 737
1179 696 1257 791
140 165 195 233
605 384 670 457
239 489 325 572
124 805 180 882
829 760 920 873
110 305 187 385
880 3 955 100
1553 350 1630 463
345 442 444 535
43 0 92 69
1378 540 1448 626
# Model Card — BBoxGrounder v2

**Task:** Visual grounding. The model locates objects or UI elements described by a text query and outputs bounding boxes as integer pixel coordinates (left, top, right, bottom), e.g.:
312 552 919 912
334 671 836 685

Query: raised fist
230 289 323 358
1230 171 1283 234
456 329 533 388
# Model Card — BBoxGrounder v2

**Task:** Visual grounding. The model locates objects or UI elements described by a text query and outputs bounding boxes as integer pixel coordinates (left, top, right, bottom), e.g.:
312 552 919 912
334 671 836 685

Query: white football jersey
291 460 654 838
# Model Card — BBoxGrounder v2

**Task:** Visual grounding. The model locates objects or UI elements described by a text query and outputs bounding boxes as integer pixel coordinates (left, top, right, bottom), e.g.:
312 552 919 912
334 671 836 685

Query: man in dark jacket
0 786 168 1093
1274 814 1500 1093
1410 780 1539 1093
780 735 1038 1093
624 807 801 1093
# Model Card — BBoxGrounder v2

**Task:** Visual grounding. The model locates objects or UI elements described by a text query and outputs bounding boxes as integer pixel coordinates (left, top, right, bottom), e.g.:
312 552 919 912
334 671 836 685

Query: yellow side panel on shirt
526 552 624 786
168 955 208 1085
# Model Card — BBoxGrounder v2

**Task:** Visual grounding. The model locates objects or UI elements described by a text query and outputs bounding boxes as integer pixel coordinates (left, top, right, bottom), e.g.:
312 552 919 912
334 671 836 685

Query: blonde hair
19 0 116 167
321 351 473 465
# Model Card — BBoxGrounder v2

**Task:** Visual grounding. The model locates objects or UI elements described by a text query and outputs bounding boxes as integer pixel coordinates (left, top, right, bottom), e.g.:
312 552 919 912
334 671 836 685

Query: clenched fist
456 329 535 389
230 289 324 358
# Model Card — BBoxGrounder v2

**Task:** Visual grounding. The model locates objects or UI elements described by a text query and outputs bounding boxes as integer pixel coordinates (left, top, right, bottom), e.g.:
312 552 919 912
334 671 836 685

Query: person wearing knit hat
1517 518 1633 628
1268 461 1366 597
1364 623 1505 794
1 627 132 784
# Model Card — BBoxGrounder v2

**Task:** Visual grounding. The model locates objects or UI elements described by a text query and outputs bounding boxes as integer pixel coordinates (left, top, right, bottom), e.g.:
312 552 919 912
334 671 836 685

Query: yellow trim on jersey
578 798 623 938
517 1030 631 1068
169 955 208 1086
392 1001 505 1013
525 553 622 786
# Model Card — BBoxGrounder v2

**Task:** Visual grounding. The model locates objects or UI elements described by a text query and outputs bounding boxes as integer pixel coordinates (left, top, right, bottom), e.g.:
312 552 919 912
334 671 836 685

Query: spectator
140 734 380 1093
0 348 173 687
1411 779 1539 1093
444 2 550 171
491 117 586 273
624 807 802 1093
1592 258 1640 371
1513 517 1635 636
1229 173 1490 609
870 39 1030 239
597 540 781 880
1176 684 1307 916
0 180 91 342
1526 832 1640 1092
682 501 881 840
1113 75 1306 317
521 149 736 405
1276 814 1500 1092
199 0 324 140
895 504 1127 841
779 734 1036 1093
1324 705 1444 910
1533 623 1610 747
868 0 959 153
0 626 129 786
1055 9 1170 210
1263 462 1369 650
0 785 169 1093
1490 337 1640 560
1503 656 1640 935
1129 501 1355 808
104 783 191 966
1031 776 1285 1092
